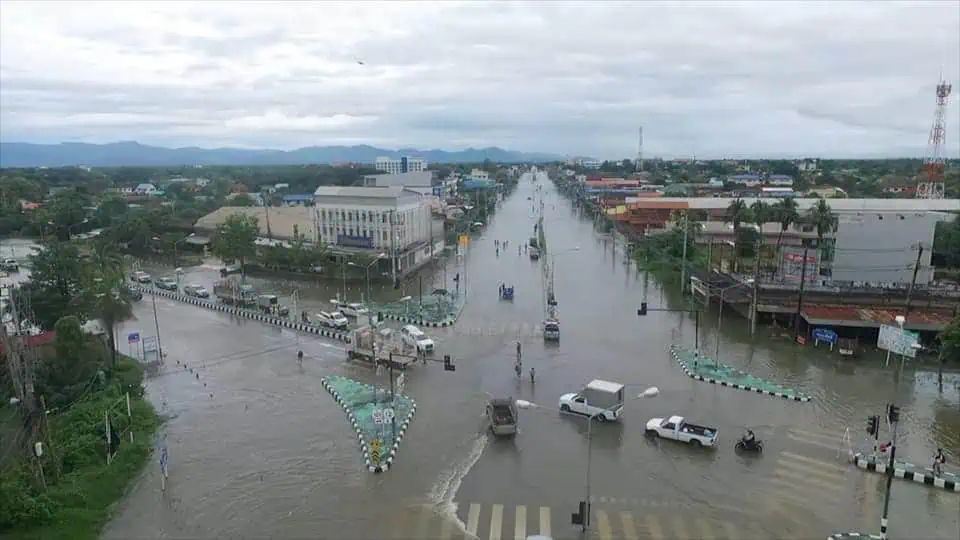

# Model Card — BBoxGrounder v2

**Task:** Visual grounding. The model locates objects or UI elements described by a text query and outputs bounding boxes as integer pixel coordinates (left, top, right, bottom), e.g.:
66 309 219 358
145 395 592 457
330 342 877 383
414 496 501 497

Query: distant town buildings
374 156 427 175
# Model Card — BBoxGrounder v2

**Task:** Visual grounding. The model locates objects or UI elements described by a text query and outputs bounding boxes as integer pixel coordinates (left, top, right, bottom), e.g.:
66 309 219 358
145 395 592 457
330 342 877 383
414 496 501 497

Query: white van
401 325 435 353
315 311 348 330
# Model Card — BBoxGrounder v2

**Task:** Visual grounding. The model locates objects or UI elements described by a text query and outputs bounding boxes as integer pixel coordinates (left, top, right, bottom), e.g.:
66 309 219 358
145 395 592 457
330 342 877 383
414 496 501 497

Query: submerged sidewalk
371 293 466 328
321 375 416 473
669 345 811 402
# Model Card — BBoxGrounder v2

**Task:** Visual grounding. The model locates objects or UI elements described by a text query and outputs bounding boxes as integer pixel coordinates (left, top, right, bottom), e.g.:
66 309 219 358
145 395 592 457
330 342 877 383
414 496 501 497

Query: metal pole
340 257 346 301
695 310 700 352
365 266 371 308
880 412 899 540
582 409 593 533
751 239 761 336
388 353 396 441
792 245 810 339
680 211 689 295
715 290 724 365
151 291 164 362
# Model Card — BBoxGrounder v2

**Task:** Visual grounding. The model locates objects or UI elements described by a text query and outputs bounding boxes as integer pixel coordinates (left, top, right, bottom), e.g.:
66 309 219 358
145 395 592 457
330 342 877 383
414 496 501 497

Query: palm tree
773 198 800 273
750 200 770 230
805 199 839 273
724 198 749 272
83 244 134 371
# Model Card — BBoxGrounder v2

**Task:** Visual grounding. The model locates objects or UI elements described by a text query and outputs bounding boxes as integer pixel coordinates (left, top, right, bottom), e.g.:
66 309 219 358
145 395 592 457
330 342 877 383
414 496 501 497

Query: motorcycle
735 437 763 453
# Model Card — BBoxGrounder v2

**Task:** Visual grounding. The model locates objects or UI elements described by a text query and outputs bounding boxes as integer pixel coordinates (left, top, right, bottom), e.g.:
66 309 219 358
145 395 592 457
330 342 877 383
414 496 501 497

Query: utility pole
389 211 397 286
793 246 809 341
39 396 61 481
904 244 924 316
264 201 273 240
751 238 762 336
879 404 901 540
151 291 164 363
679 211 689 295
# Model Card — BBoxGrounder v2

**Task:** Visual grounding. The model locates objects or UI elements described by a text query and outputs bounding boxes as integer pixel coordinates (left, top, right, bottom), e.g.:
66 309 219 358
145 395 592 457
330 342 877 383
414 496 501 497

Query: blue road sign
813 328 838 345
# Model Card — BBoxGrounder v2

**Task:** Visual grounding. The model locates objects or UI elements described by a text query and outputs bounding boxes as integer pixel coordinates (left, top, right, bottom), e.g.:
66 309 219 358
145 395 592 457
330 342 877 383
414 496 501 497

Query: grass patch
1 358 161 540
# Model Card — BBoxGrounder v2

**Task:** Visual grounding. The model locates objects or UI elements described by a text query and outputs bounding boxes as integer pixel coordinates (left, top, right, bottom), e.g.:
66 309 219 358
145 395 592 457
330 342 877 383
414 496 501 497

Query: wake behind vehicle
645 415 718 448
558 380 625 422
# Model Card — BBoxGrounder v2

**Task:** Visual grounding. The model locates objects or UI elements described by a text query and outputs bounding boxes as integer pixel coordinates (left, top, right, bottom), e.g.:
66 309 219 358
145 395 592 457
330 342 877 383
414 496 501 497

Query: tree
805 199 838 269
37 316 102 408
937 316 960 386
46 189 91 240
82 244 134 370
724 198 750 272
212 214 259 274
933 215 960 268
20 242 88 329
773 198 800 272
225 194 254 207
750 200 770 229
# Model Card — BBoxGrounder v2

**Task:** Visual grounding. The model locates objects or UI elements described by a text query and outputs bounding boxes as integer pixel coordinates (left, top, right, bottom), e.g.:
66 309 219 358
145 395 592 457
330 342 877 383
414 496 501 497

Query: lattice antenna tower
917 76 952 199
636 127 644 173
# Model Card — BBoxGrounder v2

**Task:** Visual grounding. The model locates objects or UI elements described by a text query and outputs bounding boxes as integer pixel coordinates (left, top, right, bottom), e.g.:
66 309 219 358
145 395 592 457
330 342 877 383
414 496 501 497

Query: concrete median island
321 375 416 473
669 345 811 402
136 286 352 343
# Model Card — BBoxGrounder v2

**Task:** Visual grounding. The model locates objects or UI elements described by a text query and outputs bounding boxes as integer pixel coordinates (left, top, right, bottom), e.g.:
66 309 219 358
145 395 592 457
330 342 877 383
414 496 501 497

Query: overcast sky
1 1 958 159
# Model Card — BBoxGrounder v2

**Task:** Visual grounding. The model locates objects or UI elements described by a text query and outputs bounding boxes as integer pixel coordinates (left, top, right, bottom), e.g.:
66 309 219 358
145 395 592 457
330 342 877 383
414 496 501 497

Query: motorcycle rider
742 429 756 446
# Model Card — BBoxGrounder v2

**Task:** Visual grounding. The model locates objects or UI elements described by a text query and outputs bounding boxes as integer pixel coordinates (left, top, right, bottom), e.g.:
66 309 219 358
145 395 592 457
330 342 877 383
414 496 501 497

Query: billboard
780 248 819 282
337 234 374 249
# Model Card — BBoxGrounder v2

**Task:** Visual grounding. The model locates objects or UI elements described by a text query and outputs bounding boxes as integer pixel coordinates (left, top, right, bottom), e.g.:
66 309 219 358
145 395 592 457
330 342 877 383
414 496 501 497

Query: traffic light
443 354 456 372
393 277 400 290
377 311 384 323
867 415 879 436
453 273 460 282
637 302 648 316
887 404 901 424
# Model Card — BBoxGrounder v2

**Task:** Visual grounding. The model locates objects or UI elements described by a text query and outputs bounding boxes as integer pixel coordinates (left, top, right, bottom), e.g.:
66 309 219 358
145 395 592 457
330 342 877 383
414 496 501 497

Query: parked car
400 325 434 353
183 284 210 298
0 258 18 272
645 415 718 448
558 379 625 422
315 311 348 330
155 277 178 291
220 264 242 277
130 271 152 283
330 300 368 318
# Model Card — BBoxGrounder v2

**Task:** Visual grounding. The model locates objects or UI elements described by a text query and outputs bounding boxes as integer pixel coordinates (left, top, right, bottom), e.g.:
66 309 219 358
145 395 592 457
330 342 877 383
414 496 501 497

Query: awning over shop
185 235 212 246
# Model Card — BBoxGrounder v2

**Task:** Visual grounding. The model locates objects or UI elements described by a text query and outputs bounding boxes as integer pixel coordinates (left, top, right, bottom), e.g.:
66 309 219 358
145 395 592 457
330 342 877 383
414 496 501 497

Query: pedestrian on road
529 367 535 384
297 350 303 367
516 341 522 360
933 448 945 476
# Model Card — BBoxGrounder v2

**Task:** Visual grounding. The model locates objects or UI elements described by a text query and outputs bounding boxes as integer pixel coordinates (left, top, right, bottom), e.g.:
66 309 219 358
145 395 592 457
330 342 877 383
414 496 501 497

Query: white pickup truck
645 415 718 448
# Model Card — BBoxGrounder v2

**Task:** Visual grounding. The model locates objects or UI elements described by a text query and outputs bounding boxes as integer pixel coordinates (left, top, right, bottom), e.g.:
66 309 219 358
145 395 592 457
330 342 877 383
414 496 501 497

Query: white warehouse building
313 186 443 279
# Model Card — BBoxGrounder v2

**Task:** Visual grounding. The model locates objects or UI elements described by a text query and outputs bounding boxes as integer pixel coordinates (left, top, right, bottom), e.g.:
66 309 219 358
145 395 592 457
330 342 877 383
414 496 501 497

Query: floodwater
3 173 957 540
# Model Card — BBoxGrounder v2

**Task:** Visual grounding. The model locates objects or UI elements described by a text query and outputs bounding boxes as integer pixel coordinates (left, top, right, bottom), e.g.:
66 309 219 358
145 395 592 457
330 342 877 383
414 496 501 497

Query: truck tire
560 404 570 413
690 439 702 448
645 429 658 437
596 414 607 423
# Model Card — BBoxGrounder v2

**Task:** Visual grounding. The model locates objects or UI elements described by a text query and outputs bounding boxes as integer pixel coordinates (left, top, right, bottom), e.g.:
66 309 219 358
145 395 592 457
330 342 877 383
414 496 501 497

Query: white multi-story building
313 186 443 278
374 156 427 175
469 169 490 181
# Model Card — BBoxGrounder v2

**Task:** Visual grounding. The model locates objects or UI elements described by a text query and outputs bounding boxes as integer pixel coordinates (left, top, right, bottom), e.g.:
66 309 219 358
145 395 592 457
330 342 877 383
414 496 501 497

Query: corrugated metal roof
644 197 960 213
802 304 954 330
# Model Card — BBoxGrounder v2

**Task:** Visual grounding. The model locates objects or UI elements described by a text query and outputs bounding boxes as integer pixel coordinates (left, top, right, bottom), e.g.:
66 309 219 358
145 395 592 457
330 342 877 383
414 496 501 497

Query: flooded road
5 173 956 540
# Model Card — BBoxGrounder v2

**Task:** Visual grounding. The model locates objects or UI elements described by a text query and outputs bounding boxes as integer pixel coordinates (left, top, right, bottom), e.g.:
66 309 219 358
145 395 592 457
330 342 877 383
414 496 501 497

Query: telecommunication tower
916 77 952 199
636 126 644 173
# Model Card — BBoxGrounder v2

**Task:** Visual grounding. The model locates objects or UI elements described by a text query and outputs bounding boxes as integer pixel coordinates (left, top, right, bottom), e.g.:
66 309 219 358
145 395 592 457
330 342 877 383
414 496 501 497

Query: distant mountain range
0 141 566 168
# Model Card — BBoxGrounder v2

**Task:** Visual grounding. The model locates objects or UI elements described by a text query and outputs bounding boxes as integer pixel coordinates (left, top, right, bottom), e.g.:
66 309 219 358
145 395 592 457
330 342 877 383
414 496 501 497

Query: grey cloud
0 0 957 158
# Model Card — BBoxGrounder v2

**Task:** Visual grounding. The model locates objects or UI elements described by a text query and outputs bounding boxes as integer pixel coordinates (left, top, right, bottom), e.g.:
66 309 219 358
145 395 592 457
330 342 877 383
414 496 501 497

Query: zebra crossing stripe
466 503 481 536
696 517 716 540
645 514 664 540
489 504 503 540
672 516 692 540
620 511 639 540
596 509 613 540
513 506 526 540
538 507 550 537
